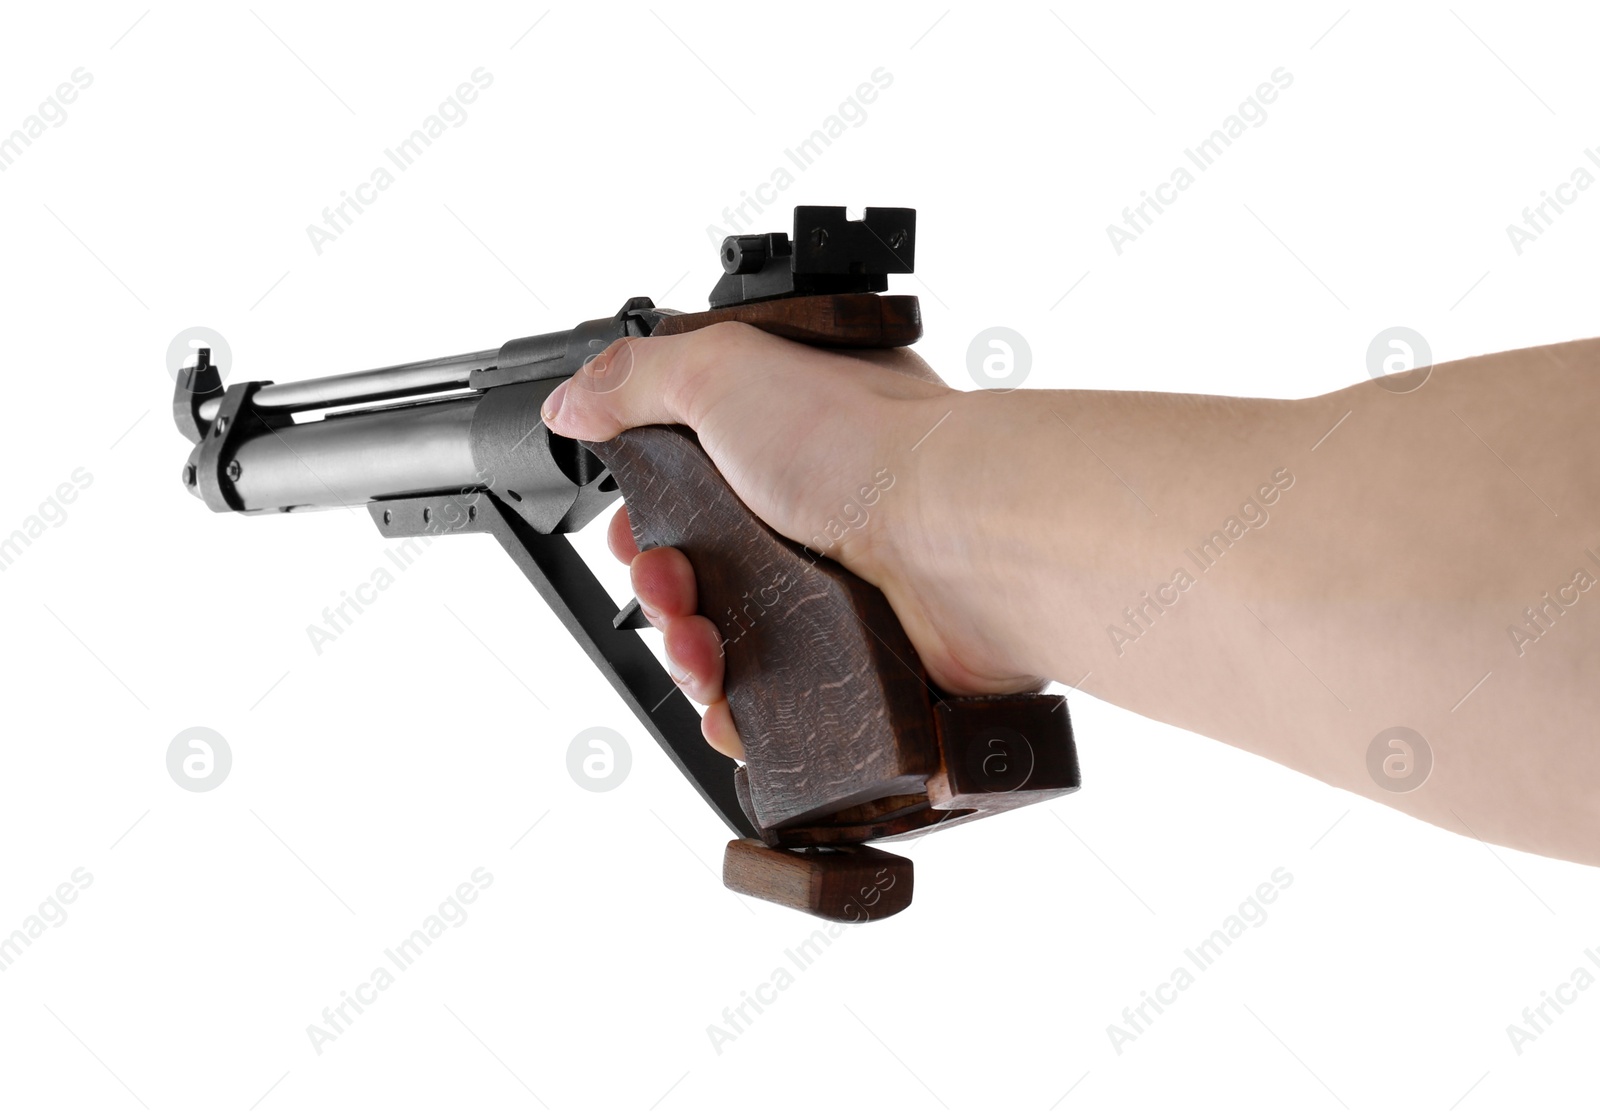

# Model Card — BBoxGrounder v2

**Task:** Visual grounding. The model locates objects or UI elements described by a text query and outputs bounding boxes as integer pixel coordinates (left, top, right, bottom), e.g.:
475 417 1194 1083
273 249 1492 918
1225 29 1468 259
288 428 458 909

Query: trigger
613 598 650 630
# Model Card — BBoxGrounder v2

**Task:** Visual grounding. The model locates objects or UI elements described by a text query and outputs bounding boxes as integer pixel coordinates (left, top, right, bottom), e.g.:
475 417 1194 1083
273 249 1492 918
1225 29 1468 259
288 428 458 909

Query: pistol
174 205 1080 921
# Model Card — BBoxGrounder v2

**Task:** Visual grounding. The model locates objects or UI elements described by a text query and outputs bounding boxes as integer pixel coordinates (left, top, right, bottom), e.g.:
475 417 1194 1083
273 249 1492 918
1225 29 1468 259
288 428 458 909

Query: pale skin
543 323 1600 866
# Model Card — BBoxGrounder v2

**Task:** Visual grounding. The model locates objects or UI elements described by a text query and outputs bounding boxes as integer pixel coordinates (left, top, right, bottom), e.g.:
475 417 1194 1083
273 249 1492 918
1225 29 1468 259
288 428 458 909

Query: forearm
546 321 1598 860
901 340 1600 863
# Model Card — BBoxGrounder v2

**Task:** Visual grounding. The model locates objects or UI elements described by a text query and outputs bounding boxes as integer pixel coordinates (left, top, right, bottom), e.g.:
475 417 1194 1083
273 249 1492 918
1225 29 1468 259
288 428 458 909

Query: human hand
542 322 1045 758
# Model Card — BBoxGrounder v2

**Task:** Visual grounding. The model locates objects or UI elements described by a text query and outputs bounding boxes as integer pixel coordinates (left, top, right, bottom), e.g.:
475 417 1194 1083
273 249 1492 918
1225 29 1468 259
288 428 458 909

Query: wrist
871 385 1294 691
864 388 1060 692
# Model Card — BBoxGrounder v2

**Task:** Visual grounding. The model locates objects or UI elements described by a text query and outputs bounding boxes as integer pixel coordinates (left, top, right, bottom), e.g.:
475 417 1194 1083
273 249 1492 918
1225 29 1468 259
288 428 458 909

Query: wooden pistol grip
585 426 941 834
653 293 922 348
722 840 913 922
582 298 1080 919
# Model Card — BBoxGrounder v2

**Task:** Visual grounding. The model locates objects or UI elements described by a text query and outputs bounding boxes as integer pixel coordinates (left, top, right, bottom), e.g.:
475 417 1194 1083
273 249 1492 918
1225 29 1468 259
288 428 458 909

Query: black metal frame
367 490 757 839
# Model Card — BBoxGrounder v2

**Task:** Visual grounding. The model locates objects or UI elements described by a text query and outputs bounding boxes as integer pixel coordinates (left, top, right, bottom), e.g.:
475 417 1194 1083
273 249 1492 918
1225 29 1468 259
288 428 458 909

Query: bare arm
545 326 1600 865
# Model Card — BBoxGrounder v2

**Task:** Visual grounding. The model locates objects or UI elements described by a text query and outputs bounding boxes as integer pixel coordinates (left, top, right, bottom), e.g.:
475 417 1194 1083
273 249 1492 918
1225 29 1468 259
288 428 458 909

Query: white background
1 2 1596 1116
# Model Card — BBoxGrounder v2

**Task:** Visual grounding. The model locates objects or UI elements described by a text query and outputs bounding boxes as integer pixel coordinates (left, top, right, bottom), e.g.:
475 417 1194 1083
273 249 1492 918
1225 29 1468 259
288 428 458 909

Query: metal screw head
889 229 907 251
722 235 770 275
183 464 197 488
810 227 828 250
225 460 242 482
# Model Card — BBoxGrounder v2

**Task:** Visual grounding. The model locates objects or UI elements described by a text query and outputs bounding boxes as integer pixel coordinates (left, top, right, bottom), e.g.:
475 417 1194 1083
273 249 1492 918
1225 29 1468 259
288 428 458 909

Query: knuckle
596 335 633 364
576 336 642 397
667 322 762 422
698 319 762 344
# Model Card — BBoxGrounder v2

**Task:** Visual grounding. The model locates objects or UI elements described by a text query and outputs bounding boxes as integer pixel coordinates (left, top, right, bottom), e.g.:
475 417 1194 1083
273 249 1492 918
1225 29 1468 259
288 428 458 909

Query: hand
542 322 1045 758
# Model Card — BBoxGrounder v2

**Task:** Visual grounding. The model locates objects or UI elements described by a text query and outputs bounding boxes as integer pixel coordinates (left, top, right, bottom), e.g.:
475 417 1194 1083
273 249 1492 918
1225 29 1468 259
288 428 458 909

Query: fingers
628 539 697 621
606 505 639 563
701 701 743 760
626 542 743 760
572 322 941 767
662 614 725 704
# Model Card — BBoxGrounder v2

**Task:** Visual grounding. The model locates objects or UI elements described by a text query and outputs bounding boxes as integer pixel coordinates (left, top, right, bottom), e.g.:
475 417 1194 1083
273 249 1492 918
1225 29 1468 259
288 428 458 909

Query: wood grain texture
587 425 940 831
583 316 1082 917
723 839 913 921
654 294 922 347
926 694 1081 811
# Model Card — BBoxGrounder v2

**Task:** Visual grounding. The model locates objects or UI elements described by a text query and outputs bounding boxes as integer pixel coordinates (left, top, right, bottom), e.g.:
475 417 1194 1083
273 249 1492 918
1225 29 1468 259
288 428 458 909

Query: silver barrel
196 348 502 423
227 396 482 511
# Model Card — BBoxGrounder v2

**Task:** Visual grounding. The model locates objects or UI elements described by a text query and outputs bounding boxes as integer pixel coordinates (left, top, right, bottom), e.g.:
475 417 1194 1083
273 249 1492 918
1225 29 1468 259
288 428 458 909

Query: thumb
542 324 756 441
